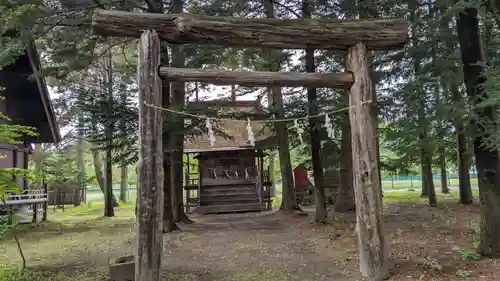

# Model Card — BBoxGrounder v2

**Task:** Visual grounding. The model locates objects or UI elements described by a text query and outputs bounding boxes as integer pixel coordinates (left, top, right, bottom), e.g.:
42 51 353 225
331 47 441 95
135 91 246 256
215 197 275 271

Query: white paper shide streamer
246 117 255 146
324 114 335 139
294 119 304 145
205 117 216 146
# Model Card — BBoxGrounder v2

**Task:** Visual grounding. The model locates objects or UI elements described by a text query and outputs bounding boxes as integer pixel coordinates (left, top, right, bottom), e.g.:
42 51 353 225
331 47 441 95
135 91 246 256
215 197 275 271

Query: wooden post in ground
347 42 389 280
42 181 48 221
32 203 37 223
136 30 164 281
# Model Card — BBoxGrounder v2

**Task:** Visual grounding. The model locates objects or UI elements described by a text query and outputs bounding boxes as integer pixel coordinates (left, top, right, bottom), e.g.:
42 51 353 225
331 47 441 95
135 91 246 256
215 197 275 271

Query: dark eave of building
0 44 61 144
26 44 61 143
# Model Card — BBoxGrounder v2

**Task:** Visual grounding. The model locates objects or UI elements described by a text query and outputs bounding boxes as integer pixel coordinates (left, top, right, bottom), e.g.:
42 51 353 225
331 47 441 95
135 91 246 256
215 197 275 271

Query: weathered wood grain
347 42 389 281
92 9 409 50
136 30 164 281
159 67 354 88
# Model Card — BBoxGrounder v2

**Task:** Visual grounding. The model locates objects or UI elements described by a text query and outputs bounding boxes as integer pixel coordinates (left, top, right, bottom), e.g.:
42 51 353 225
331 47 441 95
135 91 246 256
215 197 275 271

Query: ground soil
0 201 499 281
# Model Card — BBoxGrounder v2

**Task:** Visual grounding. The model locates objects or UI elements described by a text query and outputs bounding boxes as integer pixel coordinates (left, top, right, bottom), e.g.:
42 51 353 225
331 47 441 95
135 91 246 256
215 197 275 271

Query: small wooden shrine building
184 100 272 214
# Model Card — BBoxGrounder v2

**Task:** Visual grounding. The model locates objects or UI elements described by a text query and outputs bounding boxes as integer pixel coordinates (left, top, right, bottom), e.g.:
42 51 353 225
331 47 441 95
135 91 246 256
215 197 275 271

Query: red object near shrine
292 165 309 189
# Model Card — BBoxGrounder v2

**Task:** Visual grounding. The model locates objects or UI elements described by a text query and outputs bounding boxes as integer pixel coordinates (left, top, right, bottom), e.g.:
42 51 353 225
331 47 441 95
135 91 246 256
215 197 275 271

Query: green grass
0 270 88 281
383 189 480 204
381 178 479 189
85 189 137 203
0 203 137 280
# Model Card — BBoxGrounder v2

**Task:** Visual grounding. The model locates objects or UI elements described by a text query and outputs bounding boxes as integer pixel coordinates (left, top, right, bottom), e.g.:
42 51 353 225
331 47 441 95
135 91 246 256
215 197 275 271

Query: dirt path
161 211 360 280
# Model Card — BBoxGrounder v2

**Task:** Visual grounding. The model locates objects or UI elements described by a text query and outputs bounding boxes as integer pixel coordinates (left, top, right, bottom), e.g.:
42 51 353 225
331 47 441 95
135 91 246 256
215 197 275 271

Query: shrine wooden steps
195 182 267 214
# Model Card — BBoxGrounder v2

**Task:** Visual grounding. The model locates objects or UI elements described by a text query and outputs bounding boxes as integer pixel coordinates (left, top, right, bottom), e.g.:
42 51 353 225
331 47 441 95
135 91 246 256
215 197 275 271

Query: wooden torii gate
92 9 409 281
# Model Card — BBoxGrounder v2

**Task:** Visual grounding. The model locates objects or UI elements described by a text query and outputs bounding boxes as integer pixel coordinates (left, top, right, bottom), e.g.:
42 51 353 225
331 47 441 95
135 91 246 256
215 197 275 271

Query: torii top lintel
92 9 409 51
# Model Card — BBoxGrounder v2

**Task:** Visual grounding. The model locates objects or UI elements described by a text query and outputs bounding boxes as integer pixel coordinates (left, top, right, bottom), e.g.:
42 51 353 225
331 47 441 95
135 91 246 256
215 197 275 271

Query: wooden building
0 44 60 175
184 100 272 214
0 43 60 223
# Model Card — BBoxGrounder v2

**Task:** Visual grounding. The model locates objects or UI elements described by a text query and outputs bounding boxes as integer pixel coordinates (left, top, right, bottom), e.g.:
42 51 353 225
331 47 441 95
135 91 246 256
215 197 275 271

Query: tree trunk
334 93 355 212
436 85 449 195
158 67 354 88
231 84 236 101
161 58 178 232
347 42 389 280
136 30 164 281
119 166 128 202
162 156 178 232
439 152 449 194
92 151 119 207
421 134 437 206
76 100 86 203
169 0 193 224
169 114 192 223
92 9 409 50
417 98 433 202
303 0 326 222
456 7 500 257
119 45 129 203
426 0 440 202
93 152 105 191
273 90 296 211
104 46 115 217
420 170 429 197
322 141 339 204
435 5 450 196
263 0 297 212
418 131 435 203
457 123 473 204
438 3 473 203
419 97 436 204
374 105 382 198
104 147 115 216
410 2 436 206
268 152 276 198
